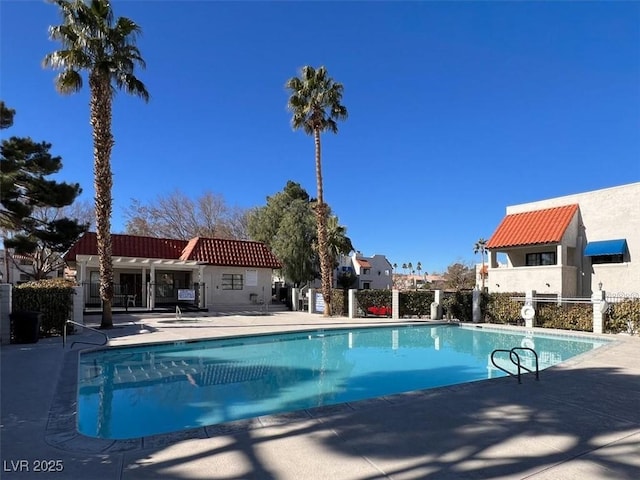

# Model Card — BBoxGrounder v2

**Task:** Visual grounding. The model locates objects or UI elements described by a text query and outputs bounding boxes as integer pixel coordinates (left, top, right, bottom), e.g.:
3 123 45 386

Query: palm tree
416 261 422 290
325 214 354 287
44 0 149 328
474 238 488 291
286 66 347 317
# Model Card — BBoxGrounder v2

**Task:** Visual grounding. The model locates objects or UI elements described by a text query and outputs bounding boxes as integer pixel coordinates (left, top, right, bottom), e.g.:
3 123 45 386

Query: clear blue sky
2 1 639 274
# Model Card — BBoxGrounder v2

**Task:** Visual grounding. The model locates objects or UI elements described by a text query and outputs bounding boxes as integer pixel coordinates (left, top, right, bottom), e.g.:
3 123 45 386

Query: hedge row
345 290 639 335
12 279 75 337
606 299 640 334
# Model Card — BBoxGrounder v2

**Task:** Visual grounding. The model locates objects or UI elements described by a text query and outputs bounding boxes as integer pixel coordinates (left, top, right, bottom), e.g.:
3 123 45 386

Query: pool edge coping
45 323 625 454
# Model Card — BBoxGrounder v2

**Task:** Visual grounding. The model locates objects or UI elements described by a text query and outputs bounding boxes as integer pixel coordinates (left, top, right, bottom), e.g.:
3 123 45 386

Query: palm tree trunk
314 129 324 205
314 129 332 317
90 73 115 328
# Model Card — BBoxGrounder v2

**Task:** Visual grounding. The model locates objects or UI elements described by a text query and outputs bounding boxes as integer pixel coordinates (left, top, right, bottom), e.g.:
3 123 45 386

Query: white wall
206 266 274 306
349 253 393 290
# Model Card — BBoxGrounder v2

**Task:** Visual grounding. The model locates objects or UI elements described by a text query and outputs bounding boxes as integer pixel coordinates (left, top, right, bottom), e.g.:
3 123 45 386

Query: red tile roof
64 232 188 261
486 204 578 249
179 237 282 268
65 232 282 269
355 258 372 268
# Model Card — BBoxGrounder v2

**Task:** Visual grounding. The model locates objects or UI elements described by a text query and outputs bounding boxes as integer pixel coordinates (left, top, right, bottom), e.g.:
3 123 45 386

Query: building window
591 254 624 265
362 282 371 290
362 268 370 275
222 273 243 290
526 252 556 266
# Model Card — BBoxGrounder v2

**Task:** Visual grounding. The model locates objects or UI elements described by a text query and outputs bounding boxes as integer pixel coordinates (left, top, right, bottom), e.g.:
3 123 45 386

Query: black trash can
11 311 42 344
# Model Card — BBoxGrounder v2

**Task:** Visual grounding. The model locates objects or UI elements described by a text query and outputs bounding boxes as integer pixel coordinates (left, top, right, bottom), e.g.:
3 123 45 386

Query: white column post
488 250 496 268
392 289 400 320
149 266 156 310
78 260 87 284
434 290 443 320
472 288 482 323
524 289 537 328
141 267 147 308
291 288 299 311
557 244 564 266
198 266 205 309
308 288 316 314
348 288 357 318
72 286 84 325
591 289 607 334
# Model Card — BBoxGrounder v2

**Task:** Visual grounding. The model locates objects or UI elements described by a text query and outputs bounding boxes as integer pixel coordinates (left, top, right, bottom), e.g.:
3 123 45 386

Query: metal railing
491 347 539 384
79 282 206 311
81 282 140 309
63 320 109 349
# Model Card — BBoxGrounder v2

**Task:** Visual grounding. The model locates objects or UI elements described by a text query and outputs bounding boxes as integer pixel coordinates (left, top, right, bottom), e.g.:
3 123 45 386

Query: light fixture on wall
495 283 500 288
545 283 550 287
598 281 603 291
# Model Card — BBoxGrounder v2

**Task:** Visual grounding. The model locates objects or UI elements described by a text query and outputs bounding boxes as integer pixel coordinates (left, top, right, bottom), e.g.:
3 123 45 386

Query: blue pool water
77 325 609 439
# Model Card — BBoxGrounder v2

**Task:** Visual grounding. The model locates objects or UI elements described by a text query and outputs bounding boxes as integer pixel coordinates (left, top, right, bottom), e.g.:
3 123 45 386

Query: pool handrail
63 320 109 349
490 347 540 384
511 346 540 381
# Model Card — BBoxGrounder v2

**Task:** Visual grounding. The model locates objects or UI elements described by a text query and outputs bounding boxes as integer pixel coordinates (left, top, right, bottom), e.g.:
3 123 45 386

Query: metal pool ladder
490 347 540 384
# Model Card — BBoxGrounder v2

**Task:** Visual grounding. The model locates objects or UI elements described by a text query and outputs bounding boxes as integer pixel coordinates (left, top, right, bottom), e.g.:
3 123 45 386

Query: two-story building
486 182 639 297
335 252 393 290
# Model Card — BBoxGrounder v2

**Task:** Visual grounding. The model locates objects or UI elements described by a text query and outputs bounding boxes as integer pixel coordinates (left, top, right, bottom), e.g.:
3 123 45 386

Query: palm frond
115 73 149 101
54 69 83 94
286 64 348 135
44 0 148 100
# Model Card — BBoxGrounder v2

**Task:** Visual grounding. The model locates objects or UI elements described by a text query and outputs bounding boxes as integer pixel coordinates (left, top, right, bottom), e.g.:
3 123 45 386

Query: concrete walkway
1 311 639 479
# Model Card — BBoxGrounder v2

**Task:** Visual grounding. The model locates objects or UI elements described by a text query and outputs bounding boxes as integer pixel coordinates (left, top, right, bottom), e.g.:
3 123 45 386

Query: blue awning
584 239 627 256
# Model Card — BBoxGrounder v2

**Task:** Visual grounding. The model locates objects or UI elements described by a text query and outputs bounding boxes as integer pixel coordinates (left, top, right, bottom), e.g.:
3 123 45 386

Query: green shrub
485 292 524 324
13 279 75 336
399 290 434 318
355 290 392 317
606 299 640 334
537 303 592 332
331 288 347 316
441 290 475 322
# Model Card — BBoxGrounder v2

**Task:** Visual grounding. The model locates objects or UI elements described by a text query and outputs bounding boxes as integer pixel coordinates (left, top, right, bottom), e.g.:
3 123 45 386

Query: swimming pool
77 324 609 439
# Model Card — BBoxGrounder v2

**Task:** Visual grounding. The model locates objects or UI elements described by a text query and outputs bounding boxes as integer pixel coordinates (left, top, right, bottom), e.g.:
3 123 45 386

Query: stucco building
64 232 282 311
486 182 639 297
335 252 394 290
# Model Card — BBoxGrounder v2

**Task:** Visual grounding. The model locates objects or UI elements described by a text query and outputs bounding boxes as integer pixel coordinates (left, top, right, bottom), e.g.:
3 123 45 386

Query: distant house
64 232 282 311
335 252 393 290
0 249 65 284
486 183 639 297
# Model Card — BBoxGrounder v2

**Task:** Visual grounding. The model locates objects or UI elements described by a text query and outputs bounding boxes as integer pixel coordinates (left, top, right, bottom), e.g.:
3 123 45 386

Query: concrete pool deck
1 311 639 479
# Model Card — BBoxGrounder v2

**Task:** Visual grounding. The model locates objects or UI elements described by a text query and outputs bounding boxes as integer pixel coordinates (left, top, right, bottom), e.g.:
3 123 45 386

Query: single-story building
486 182 639 297
64 232 282 311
